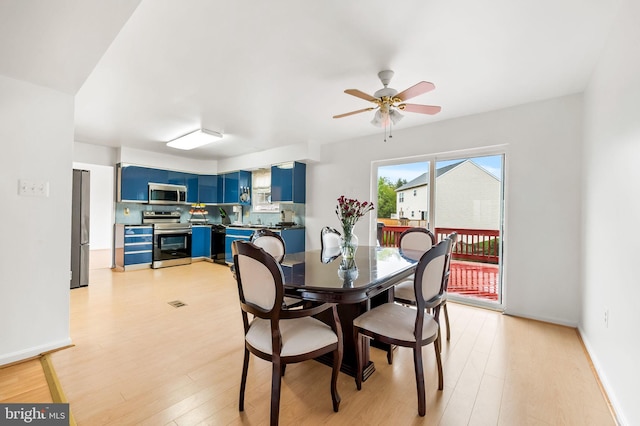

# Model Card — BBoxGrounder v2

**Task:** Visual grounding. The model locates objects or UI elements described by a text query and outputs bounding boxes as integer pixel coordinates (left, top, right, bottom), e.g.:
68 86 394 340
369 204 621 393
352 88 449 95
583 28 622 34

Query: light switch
18 179 50 197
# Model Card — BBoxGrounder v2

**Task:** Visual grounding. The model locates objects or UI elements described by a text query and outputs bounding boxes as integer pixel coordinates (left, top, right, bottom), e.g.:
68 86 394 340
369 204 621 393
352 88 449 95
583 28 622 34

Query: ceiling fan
333 70 441 130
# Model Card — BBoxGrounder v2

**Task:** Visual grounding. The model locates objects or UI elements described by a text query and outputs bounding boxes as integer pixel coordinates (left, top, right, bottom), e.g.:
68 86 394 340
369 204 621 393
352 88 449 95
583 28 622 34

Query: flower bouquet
335 196 374 260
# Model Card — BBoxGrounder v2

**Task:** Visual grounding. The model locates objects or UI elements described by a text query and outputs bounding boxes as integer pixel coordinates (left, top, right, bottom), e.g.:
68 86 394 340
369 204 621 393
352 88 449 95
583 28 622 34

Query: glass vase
340 233 359 261
338 259 359 287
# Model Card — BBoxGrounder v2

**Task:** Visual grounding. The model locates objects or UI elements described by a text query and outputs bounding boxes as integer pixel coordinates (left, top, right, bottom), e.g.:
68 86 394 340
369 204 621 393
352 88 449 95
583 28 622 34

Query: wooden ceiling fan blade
399 103 441 115
395 81 435 101
333 107 375 119
344 89 378 103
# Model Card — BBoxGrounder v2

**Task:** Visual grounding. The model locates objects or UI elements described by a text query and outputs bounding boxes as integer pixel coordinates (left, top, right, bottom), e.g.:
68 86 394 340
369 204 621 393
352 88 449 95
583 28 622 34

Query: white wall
581 0 640 424
0 75 73 365
72 162 114 251
397 185 428 220
435 161 501 229
118 146 217 174
74 141 118 167
307 94 583 327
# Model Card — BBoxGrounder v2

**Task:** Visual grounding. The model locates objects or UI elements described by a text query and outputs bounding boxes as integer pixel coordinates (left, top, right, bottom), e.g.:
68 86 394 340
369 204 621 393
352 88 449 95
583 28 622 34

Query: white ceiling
1 0 621 160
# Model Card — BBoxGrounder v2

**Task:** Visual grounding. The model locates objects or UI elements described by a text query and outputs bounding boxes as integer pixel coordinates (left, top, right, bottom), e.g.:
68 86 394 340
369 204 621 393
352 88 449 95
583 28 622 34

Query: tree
377 177 397 219
395 178 407 189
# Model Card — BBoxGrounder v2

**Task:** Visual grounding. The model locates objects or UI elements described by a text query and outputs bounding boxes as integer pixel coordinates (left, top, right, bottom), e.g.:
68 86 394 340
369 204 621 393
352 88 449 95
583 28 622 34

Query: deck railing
378 225 500 264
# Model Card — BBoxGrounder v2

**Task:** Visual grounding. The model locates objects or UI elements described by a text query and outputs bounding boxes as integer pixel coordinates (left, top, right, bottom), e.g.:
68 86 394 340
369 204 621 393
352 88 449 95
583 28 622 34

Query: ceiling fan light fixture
389 109 403 125
371 110 384 127
167 128 223 150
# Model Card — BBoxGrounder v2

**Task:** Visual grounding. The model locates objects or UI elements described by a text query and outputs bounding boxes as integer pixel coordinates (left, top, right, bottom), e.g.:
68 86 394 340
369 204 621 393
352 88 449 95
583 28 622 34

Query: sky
378 154 503 183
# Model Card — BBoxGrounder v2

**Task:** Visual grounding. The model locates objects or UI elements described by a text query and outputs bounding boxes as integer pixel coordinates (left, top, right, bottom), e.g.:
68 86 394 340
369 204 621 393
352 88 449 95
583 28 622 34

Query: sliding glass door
376 153 504 307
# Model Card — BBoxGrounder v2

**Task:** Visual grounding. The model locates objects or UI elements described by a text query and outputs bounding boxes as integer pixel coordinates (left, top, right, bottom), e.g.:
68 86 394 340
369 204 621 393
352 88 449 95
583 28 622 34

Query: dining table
280 245 421 381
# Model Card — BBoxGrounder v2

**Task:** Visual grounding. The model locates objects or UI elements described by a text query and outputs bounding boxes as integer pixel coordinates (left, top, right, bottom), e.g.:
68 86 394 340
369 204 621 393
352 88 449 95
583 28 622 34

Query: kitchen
104 161 307 275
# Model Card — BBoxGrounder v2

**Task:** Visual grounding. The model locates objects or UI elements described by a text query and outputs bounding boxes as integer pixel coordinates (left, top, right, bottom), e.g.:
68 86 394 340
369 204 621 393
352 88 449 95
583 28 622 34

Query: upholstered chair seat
233 241 343 426
353 239 452 417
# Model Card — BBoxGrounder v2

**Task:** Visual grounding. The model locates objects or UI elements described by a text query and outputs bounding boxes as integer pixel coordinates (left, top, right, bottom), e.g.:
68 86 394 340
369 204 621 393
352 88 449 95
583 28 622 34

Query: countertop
118 223 304 230
226 224 305 231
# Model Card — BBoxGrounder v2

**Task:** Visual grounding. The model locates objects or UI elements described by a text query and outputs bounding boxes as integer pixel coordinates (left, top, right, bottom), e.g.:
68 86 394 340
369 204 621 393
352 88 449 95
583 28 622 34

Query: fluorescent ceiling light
166 129 223 150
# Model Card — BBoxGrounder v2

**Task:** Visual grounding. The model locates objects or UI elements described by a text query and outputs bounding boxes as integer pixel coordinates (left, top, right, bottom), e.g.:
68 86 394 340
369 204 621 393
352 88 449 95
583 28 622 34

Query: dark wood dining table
281 245 421 380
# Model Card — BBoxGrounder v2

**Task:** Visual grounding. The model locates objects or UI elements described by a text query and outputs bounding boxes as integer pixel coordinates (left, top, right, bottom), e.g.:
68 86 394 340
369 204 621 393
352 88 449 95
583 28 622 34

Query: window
376 152 505 309
252 169 280 212
399 192 404 202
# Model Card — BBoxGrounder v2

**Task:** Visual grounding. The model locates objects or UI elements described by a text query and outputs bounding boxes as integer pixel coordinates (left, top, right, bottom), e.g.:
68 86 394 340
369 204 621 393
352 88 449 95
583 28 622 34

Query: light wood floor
15 262 615 425
0 358 53 403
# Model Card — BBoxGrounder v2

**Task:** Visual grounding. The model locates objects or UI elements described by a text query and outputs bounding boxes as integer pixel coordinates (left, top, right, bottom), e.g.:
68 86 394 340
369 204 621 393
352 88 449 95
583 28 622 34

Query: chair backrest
233 240 284 316
398 228 436 260
320 226 342 263
442 232 457 292
414 239 451 308
251 229 286 263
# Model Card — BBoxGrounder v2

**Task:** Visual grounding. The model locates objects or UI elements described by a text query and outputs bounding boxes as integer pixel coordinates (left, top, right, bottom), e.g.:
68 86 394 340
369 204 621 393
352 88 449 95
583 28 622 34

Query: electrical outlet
604 308 609 328
18 179 50 197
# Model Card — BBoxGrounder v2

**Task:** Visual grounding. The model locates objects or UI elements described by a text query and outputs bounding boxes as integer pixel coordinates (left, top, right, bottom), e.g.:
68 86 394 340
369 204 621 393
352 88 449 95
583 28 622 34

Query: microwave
148 183 187 205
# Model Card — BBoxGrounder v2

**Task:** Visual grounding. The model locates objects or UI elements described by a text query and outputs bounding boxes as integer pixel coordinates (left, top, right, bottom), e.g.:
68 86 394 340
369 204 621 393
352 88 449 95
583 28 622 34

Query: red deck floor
448 260 499 301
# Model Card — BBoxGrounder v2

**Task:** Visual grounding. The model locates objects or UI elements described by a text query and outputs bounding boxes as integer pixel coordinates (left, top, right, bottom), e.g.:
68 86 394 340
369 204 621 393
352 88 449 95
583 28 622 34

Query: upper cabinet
118 163 303 206
118 165 166 202
271 162 306 203
198 175 222 204
118 164 197 203
222 170 252 205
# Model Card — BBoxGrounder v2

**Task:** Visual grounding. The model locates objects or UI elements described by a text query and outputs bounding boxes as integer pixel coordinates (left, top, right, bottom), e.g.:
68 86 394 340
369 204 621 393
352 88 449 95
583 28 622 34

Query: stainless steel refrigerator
70 169 90 289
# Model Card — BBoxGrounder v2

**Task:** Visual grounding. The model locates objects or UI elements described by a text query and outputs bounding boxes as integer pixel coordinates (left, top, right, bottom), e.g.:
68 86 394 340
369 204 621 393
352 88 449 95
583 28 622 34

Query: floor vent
168 300 187 308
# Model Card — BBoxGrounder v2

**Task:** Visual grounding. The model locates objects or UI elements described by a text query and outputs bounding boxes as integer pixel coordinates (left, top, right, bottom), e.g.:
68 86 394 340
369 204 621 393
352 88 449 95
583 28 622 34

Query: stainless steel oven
143 211 192 268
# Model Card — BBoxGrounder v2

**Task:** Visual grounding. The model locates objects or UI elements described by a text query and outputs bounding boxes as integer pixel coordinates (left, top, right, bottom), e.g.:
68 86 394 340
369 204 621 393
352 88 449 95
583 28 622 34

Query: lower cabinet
280 228 305 253
114 225 153 271
224 227 306 264
191 225 212 260
225 228 254 263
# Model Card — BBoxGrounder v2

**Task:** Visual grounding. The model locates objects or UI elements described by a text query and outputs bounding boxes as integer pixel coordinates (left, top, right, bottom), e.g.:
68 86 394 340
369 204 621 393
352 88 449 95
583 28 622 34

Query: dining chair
353 239 451 417
387 227 436 363
320 226 342 263
250 228 303 309
251 229 286 263
439 232 457 341
233 240 343 426
398 227 436 252
394 231 457 344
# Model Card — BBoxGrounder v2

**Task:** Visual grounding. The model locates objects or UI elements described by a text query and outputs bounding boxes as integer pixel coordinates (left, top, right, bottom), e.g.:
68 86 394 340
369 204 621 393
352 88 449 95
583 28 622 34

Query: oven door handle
154 229 192 235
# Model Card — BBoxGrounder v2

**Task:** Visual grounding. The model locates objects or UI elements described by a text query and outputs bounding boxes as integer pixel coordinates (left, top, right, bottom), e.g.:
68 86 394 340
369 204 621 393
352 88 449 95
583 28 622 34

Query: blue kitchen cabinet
166 170 185 185
184 173 199 203
191 225 211 259
118 165 168 202
223 172 239 204
271 162 306 203
280 228 305 253
238 170 251 206
222 170 252 205
225 227 254 263
198 174 222 204
118 164 202 203
114 225 153 270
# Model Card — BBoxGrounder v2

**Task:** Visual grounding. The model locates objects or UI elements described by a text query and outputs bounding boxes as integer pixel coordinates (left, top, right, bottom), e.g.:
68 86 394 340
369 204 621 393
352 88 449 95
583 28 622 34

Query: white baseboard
577 326 625 426
0 338 73 367
90 248 112 269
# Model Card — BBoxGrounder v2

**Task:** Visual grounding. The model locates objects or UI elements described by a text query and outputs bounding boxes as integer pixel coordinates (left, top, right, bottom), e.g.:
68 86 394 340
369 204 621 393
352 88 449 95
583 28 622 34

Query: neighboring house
395 160 501 230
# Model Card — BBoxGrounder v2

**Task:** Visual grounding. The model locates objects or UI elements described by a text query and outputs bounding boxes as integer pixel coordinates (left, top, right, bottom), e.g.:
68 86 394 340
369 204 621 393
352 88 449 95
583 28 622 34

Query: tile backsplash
115 202 305 227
